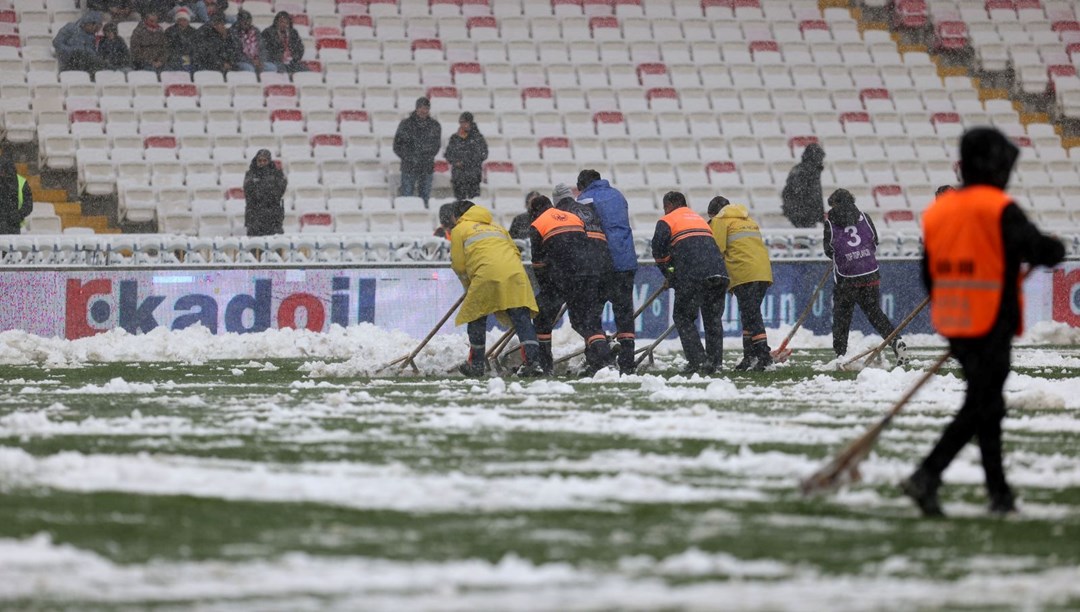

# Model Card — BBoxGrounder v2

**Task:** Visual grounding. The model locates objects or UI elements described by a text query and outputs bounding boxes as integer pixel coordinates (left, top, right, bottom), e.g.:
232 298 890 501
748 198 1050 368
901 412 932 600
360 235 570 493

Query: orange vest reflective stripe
530 208 585 243
922 185 1016 337
660 207 714 246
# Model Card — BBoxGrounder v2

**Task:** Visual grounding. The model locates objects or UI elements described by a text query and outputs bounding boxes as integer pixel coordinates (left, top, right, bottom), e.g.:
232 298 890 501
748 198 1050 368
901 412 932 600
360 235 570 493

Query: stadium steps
15 162 120 234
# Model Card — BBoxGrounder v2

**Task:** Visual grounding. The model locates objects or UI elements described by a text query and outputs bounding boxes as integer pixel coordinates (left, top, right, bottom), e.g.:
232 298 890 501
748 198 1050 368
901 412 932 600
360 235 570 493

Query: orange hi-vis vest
922 185 1016 338
661 207 714 248
531 207 585 243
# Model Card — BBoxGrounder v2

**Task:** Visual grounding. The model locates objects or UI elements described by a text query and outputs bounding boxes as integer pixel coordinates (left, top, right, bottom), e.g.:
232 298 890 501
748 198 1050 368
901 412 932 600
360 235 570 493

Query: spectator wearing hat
165 7 199 72
97 22 133 72
131 12 169 72
393 97 443 206
175 0 210 23
262 11 307 73
230 9 274 73
194 15 244 73
444 111 488 200
52 12 106 73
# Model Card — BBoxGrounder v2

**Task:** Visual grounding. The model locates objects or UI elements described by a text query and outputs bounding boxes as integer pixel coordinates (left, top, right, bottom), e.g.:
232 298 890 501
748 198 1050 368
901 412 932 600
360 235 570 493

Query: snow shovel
551 281 669 368
493 303 568 373
800 351 951 496
378 293 465 374
633 322 677 369
771 266 831 363
842 296 928 371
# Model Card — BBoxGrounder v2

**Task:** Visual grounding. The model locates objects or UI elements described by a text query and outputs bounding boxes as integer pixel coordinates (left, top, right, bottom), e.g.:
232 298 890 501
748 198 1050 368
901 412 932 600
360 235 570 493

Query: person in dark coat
393 97 442 206
165 8 199 72
261 11 307 73
578 169 638 374
901 128 1065 518
652 191 728 375
781 143 826 228
509 190 541 240
52 12 106 72
87 0 135 22
97 22 132 71
823 188 907 364
130 12 169 72
444 112 488 201
243 150 287 237
529 195 611 376
194 15 243 73
0 156 33 235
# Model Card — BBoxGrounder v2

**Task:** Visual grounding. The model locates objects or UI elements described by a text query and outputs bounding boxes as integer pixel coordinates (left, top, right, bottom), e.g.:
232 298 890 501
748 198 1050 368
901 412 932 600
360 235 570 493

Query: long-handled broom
841 296 929 371
377 293 466 374
550 281 669 368
799 351 951 495
771 266 831 363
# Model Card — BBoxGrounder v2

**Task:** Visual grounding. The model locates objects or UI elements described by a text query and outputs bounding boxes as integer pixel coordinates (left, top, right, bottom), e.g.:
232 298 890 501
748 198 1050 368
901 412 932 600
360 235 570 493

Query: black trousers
452 178 481 201
672 278 727 368
832 279 896 356
733 281 770 356
601 270 637 370
535 275 607 369
919 327 1013 502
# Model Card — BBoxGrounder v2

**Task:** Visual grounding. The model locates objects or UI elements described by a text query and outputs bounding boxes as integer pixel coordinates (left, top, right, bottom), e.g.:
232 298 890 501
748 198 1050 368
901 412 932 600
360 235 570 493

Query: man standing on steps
577 169 638 375
393 97 442 207
0 156 33 235
652 191 728 376
901 127 1065 518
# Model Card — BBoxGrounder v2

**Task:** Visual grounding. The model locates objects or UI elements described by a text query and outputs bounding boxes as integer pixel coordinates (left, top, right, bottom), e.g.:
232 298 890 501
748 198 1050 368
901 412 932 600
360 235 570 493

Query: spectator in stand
444 112 488 201
97 23 133 72
206 0 230 23
165 8 199 72
52 12 106 73
243 150 287 237
262 11 307 73
194 15 243 73
393 97 442 206
509 190 541 240
88 0 136 22
230 10 274 74
175 0 210 23
0 155 33 235
134 0 171 19
781 143 827 228
130 12 169 72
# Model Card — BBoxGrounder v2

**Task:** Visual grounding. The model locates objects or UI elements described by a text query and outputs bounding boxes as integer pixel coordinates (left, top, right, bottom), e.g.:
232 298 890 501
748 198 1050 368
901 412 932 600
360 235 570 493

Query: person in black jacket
243 150 287 236
444 112 488 200
97 22 132 71
823 188 906 364
0 156 33 235
165 8 198 72
529 195 611 375
781 143 826 228
509 190 541 240
261 11 306 73
901 128 1065 518
194 15 242 73
393 97 442 206
652 191 728 375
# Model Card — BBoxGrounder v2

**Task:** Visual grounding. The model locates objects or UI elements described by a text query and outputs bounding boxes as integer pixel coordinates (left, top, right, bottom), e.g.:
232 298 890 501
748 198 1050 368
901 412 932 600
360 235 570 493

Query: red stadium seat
144 135 177 149
840 112 871 132
539 137 570 159
426 86 459 101
706 161 737 183
342 15 373 28
892 0 927 28
799 20 829 34
589 16 619 35
788 136 819 157
466 16 497 33
300 213 333 231
165 83 197 98
451 62 482 83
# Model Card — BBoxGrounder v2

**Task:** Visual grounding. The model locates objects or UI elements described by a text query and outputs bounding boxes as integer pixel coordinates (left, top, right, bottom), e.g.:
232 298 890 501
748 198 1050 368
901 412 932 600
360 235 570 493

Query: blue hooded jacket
578 179 637 272
52 12 104 61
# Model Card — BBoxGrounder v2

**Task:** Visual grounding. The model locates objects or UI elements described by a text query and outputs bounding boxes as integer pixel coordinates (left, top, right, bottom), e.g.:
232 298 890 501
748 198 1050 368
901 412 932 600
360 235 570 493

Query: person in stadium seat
131 12 169 72
444 112 489 201
165 8 199 72
262 11 307 73
230 10 274 74
823 188 907 366
393 97 442 206
174 0 210 23
509 190 541 240
194 15 243 73
652 191 728 376
52 12 106 73
528 194 611 376
87 0 136 22
0 155 33 235
781 143 827 228
449 200 542 378
902 127 1065 518
708 196 774 371
577 169 638 375
243 150 287 237
97 22 133 72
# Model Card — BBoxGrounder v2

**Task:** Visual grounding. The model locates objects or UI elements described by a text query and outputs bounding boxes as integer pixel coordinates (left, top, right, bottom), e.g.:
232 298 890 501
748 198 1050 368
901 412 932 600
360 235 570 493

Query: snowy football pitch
1 328 1079 610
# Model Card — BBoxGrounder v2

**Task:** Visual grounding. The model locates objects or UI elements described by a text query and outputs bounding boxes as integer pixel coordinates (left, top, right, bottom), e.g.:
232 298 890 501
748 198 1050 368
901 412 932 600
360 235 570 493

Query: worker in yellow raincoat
449 200 542 377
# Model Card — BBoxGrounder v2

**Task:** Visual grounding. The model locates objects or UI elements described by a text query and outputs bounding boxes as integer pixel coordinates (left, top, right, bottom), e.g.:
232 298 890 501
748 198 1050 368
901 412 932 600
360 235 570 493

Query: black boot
582 337 611 377
988 488 1017 516
517 342 544 378
538 340 554 375
617 337 635 375
457 346 488 377
749 343 773 372
900 469 944 517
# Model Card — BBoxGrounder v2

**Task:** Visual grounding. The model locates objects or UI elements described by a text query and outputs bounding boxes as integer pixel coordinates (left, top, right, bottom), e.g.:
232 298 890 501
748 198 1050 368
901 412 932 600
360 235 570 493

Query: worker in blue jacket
577 169 638 374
